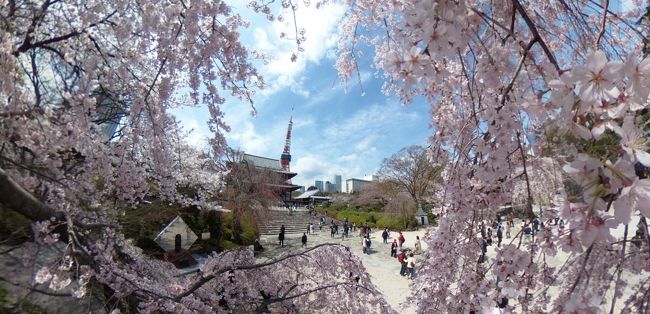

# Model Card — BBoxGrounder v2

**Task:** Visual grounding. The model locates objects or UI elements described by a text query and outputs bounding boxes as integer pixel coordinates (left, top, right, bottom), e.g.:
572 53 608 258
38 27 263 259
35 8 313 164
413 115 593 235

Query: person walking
330 225 336 239
391 239 398 257
486 227 493 246
406 253 415 279
398 232 405 249
382 229 389 244
362 236 367 254
343 223 349 240
497 224 503 247
533 217 540 234
523 223 532 243
478 238 487 263
279 227 285 247
365 235 372 255
302 232 307 247
398 250 408 276
414 236 422 254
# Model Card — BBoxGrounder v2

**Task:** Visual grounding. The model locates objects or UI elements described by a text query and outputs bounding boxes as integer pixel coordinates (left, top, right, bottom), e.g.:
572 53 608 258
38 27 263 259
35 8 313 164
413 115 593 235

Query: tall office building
334 175 342 193
345 178 371 193
315 180 324 191
324 181 331 193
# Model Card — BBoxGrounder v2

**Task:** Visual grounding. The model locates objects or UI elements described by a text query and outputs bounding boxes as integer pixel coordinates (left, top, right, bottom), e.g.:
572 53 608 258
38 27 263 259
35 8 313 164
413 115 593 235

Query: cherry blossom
614 178 650 222
572 50 623 104
2 0 650 312
625 51 650 106
611 115 650 167
327 0 650 312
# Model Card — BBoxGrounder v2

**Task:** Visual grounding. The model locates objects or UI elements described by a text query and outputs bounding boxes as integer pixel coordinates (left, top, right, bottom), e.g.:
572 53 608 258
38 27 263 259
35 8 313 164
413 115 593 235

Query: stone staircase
257 209 341 243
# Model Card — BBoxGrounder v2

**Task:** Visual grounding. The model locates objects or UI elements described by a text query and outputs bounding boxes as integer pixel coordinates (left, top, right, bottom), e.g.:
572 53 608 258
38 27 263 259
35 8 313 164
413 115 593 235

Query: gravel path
258 227 428 313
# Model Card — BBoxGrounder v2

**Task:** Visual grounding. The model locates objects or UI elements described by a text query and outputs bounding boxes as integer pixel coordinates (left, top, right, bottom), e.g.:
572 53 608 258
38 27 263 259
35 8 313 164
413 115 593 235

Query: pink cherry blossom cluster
326 0 650 312
0 0 395 312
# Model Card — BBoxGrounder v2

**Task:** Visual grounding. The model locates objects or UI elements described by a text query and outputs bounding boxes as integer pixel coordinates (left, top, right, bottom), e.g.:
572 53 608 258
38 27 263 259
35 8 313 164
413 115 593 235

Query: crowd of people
478 213 568 263
274 217 423 279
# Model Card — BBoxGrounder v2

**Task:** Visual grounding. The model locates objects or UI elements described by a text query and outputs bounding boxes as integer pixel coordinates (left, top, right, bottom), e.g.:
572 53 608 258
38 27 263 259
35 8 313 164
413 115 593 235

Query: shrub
0 209 31 244
427 212 438 226
238 212 257 245
335 210 376 227
375 215 405 230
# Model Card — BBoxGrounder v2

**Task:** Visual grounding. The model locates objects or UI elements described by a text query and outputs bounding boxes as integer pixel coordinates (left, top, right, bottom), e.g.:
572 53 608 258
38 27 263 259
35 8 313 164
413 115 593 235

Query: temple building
227 112 300 206
240 153 300 205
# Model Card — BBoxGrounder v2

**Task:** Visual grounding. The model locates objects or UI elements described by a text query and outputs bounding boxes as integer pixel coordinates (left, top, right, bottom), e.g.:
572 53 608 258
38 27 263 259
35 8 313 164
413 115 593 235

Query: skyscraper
324 181 331 193
334 175 342 193
315 180 324 191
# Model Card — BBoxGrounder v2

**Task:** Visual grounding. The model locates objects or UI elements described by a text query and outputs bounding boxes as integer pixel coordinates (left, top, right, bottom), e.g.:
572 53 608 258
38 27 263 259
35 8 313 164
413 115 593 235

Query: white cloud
184 119 209 148
220 100 305 159
354 134 378 151
289 102 426 186
227 121 270 155
323 102 419 144
337 154 358 163
253 3 348 96
303 70 372 108
292 153 363 188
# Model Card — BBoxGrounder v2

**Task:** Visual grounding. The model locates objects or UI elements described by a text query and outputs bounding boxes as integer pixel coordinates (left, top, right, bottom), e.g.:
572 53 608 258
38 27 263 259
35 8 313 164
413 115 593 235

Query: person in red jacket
390 239 398 257
398 250 408 276
398 232 405 249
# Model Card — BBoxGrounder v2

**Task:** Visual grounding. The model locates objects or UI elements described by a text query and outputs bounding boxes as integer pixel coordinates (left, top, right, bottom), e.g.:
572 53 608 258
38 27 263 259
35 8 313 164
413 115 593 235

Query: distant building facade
294 189 331 206
346 178 371 194
324 181 335 193
315 180 324 191
334 175 342 193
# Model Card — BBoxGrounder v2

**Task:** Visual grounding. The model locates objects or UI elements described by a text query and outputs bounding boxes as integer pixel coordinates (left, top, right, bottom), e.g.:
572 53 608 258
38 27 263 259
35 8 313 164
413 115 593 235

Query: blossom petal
613 195 633 224
636 150 650 167
635 179 650 217
571 122 592 140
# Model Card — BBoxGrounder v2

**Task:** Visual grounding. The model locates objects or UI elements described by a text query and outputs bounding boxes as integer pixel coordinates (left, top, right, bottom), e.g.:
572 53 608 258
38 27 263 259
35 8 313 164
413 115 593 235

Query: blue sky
171 1 432 189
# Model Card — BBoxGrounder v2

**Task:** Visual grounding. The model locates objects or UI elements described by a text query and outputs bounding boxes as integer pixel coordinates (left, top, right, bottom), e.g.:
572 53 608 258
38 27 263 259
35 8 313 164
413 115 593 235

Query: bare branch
596 0 610 47
511 0 560 71
0 167 63 222
175 243 346 299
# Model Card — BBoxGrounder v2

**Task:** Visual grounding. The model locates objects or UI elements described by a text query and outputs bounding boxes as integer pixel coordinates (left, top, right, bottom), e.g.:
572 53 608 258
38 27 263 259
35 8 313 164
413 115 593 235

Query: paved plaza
258 224 426 313
256 214 644 313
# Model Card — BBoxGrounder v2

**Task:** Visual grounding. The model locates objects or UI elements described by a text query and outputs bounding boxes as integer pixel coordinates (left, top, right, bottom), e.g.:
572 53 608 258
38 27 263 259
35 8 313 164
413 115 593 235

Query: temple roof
265 183 301 191
243 153 282 170
294 189 331 200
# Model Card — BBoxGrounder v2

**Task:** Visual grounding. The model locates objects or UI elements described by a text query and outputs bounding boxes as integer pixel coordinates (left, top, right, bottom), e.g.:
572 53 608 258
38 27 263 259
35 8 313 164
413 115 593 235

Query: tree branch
175 243 345 299
511 0 560 71
500 39 537 108
609 224 628 314
0 167 63 222
596 0 610 47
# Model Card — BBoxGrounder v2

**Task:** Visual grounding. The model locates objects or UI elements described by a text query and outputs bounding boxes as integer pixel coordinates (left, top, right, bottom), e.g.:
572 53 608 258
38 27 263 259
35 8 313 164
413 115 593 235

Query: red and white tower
280 113 293 172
